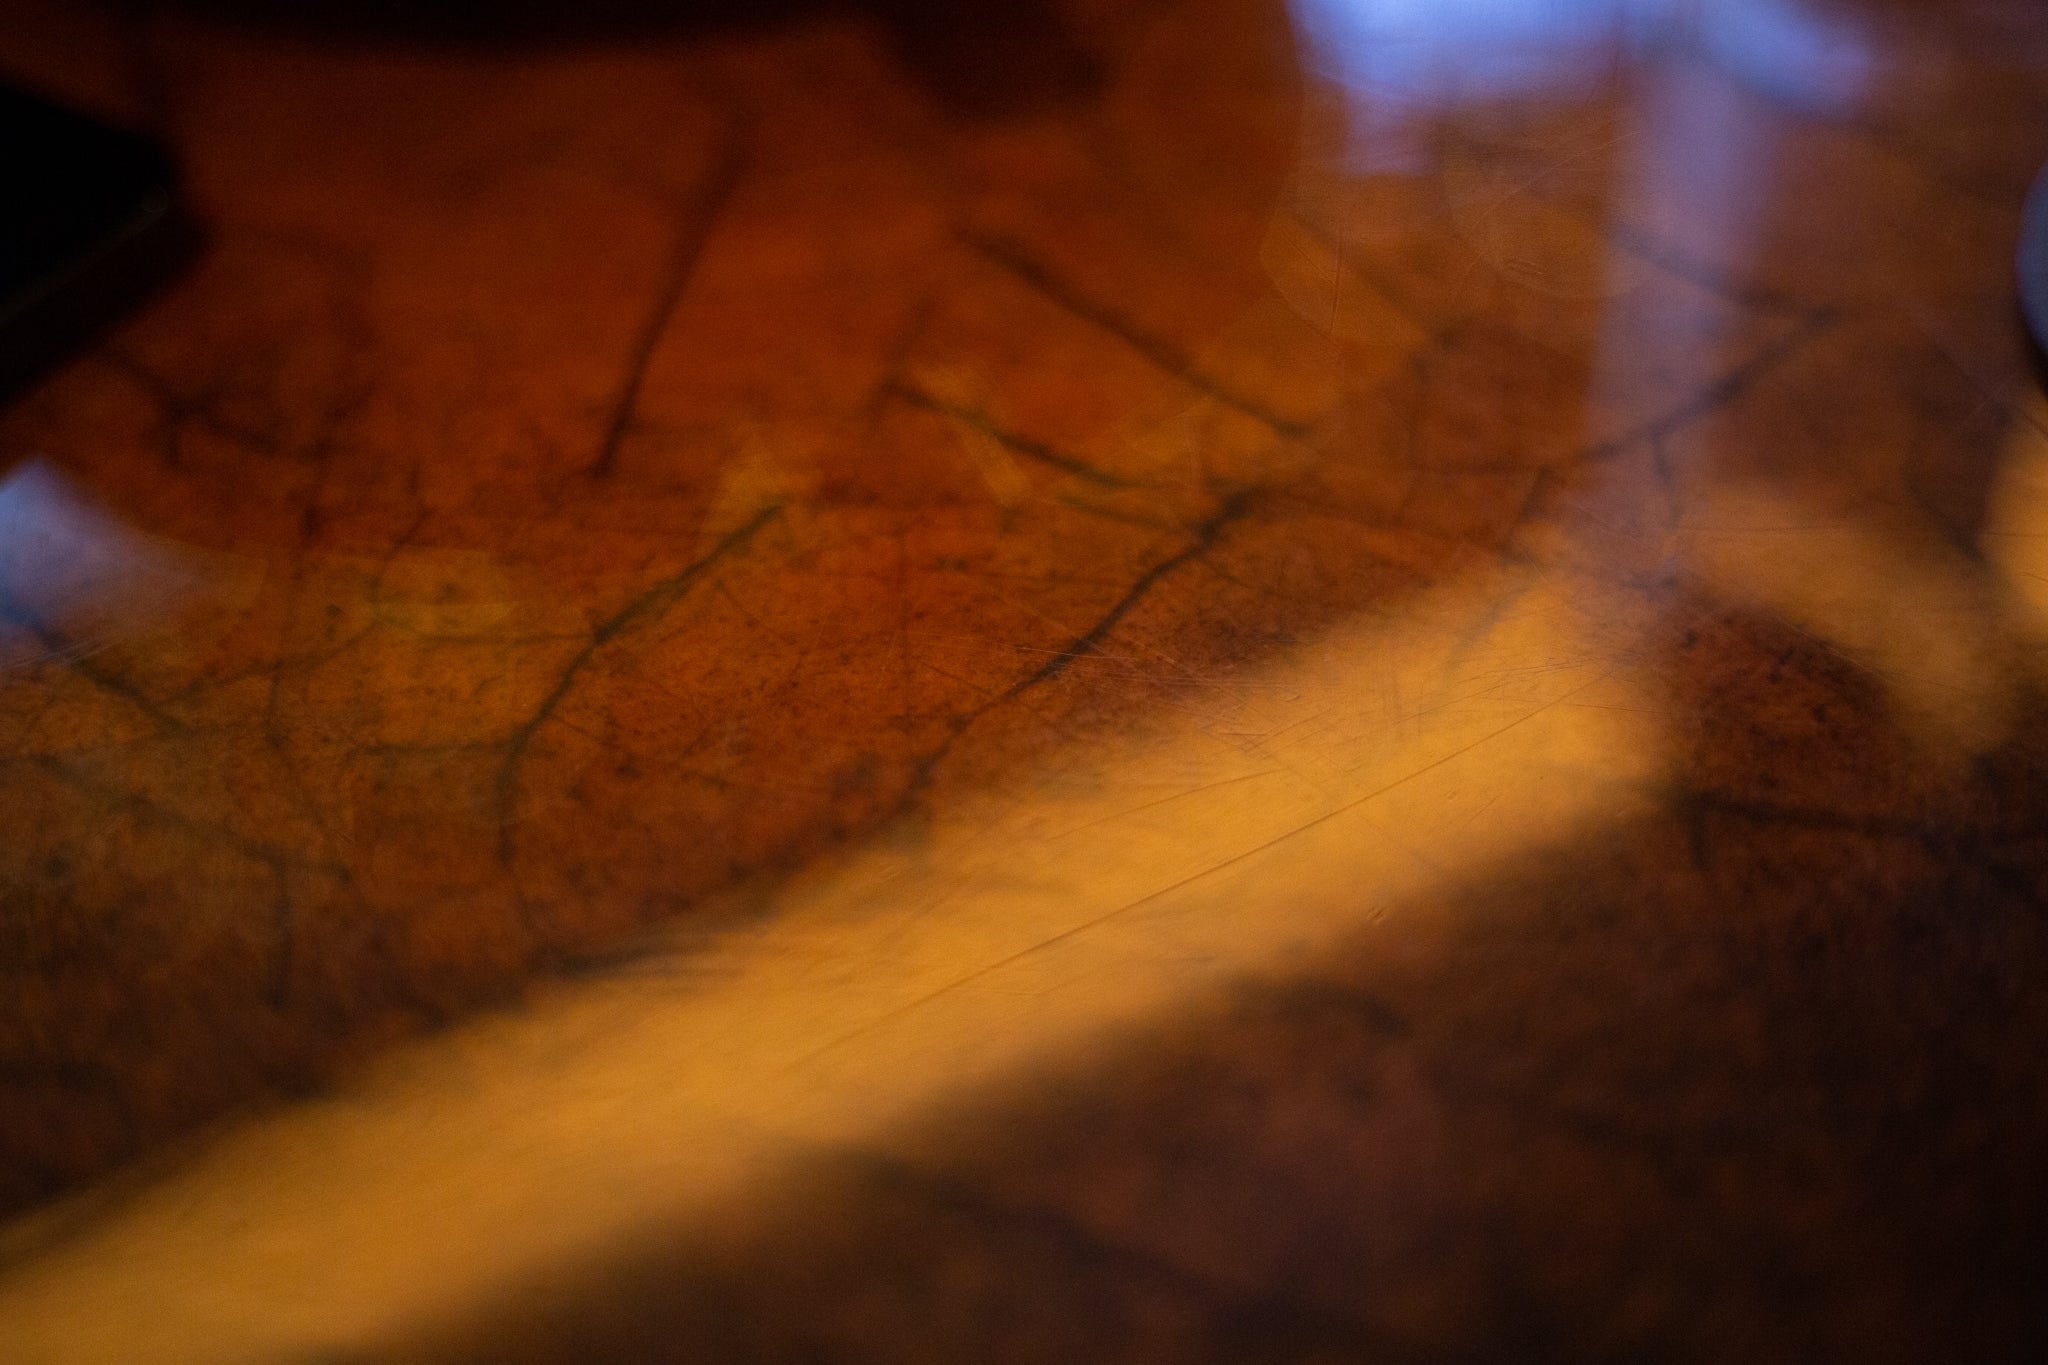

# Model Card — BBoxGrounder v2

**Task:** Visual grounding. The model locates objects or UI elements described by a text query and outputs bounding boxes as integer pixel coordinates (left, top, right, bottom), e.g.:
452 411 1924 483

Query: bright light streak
0 556 1661 1363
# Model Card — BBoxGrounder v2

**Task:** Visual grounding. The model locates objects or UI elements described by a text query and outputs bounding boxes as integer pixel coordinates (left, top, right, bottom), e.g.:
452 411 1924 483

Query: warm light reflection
1681 393 2048 756
0 0 2038 1354
0 559 1661 1363
1684 480 2036 754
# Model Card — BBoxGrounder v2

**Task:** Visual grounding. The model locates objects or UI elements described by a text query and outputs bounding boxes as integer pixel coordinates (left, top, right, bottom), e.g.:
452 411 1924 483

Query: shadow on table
139 0 1103 119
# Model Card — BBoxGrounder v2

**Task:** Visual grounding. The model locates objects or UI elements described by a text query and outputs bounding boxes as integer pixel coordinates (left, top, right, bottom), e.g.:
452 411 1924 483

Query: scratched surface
4 0 2048 1359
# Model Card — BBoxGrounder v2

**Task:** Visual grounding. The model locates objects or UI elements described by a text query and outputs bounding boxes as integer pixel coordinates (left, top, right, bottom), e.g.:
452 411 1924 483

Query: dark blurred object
2023 161 2048 367
0 85 193 405
148 0 1100 117
149 0 810 41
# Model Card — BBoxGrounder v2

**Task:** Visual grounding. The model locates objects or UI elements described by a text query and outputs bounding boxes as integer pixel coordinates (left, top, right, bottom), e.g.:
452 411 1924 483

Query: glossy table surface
3 0 2048 1359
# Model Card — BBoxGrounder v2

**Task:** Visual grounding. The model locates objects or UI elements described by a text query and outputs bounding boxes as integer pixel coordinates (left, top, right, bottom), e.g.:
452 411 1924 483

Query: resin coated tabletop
3 0 2048 1360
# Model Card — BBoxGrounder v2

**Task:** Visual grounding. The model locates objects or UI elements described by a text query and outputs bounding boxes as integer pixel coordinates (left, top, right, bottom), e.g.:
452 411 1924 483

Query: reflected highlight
0 557 1659 1363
